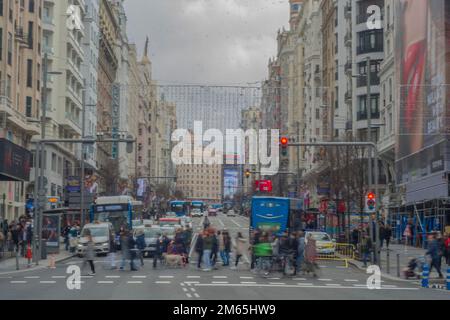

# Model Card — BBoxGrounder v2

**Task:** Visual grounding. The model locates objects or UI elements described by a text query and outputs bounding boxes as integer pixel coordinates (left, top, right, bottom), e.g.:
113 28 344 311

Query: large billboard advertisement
395 0 450 202
223 168 239 199
0 138 31 181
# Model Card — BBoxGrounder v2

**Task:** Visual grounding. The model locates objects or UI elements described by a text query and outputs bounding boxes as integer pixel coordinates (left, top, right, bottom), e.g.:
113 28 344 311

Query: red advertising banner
255 180 273 192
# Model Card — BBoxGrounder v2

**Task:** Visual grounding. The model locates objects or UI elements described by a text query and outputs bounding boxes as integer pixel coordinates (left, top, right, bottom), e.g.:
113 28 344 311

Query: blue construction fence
388 200 449 249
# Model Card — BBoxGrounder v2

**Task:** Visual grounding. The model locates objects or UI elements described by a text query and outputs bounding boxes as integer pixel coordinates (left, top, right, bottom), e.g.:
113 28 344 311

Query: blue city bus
90 196 143 233
250 197 292 236
170 200 190 217
191 201 206 212
211 203 222 210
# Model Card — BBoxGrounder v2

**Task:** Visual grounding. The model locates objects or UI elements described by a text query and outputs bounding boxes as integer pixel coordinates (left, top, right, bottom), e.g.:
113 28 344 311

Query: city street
0 213 448 300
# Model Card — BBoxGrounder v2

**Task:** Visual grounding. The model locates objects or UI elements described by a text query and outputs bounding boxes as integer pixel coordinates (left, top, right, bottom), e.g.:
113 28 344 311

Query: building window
26 96 32 117
28 21 34 49
29 0 35 12
7 32 12 65
26 59 33 87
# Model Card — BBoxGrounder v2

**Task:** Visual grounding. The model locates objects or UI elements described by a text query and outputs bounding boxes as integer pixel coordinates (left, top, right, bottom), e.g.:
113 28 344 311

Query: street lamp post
33 54 63 264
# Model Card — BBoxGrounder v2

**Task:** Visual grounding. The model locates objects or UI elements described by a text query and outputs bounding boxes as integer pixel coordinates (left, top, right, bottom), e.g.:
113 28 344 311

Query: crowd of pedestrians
0 216 33 259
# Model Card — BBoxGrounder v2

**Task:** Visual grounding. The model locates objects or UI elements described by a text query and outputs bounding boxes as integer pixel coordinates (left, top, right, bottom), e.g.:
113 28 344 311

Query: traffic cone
26 244 32 268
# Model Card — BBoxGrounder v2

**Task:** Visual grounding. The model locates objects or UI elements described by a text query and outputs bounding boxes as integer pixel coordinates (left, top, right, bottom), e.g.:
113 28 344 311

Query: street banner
42 213 61 254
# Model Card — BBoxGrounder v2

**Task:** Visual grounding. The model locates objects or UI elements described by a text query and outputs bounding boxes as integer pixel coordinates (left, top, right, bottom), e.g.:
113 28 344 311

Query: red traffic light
367 192 375 200
280 137 289 146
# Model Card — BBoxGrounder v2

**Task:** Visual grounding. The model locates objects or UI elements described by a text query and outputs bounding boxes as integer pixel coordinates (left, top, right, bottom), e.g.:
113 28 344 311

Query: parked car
305 231 336 254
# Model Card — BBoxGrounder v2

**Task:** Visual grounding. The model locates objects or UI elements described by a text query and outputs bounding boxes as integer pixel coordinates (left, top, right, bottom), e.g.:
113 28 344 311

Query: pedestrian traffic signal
366 192 376 211
280 137 289 157
245 169 251 179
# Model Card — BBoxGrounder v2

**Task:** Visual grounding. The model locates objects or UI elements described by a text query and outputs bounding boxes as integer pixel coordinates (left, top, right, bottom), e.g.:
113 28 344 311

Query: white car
191 209 203 217
77 222 113 257
227 209 236 217
305 231 336 254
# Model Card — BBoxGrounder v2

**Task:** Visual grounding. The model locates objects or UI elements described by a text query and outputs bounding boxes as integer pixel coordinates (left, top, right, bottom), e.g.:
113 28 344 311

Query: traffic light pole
287 141 380 265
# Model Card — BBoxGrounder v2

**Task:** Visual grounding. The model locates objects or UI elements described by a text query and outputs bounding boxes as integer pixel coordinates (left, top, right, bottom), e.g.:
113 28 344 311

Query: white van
77 222 113 257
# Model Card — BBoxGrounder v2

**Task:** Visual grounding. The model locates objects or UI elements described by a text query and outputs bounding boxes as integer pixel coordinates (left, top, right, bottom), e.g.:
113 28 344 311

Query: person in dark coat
379 222 386 248
195 233 204 269
384 225 392 248
135 229 146 267
210 232 219 268
426 234 443 278
153 233 163 269
109 230 117 270
128 232 138 271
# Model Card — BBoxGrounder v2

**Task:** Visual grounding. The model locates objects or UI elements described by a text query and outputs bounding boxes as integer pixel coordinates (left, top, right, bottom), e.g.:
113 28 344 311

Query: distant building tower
289 0 303 29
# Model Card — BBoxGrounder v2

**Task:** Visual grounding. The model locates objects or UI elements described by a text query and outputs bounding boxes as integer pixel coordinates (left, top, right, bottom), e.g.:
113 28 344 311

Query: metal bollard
386 249 390 274
396 253 400 277
447 266 450 291
421 263 429 288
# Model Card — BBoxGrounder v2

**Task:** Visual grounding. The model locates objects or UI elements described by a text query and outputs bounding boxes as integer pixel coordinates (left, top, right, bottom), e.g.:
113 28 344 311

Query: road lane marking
190 288 196 292
217 218 225 228
187 276 201 279
297 283 314 286
98 281 114 284
353 284 367 287
326 284 342 286
127 281 143 284
182 288 188 292
240 276 254 279
132 276 147 279
268 277 280 280
319 266 327 268
51 276 66 279
293 278 307 281
185 281 200 284
159 276 174 278
344 279 358 282
213 276 227 279
230 219 242 228
383 285 398 288
194 293 200 298
25 276 40 279
155 281 171 284
10 281 27 284
40 281 56 284
212 281 228 284
105 276 120 278
241 281 257 284
195 283 419 291
318 279 332 281
186 293 192 298
180 283 185 286
81 276 93 278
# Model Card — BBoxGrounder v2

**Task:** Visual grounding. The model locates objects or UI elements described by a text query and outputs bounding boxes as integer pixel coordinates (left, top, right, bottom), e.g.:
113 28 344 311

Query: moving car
208 208 218 217
226 209 236 217
305 231 336 254
133 226 161 257
191 208 203 217
158 218 182 228
180 216 193 228
77 222 113 257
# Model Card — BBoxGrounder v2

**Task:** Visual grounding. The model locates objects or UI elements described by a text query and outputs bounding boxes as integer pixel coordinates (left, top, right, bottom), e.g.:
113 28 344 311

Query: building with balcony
29 0 86 206
351 0 384 142
0 0 42 220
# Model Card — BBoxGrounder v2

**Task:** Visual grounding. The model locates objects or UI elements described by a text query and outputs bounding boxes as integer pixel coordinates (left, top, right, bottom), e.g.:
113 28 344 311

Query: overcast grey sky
124 0 289 85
